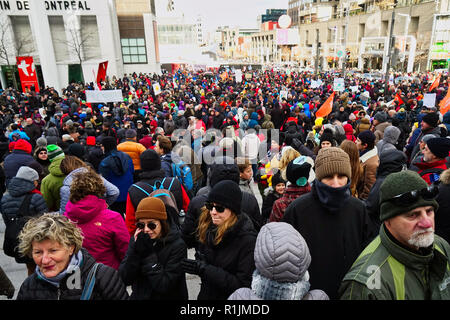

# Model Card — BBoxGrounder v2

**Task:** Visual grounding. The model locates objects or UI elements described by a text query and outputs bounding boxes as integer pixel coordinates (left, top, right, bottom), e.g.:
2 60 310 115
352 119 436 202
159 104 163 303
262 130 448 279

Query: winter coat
160 153 173 178
196 214 257 300
270 184 312 222
17 248 129 300
376 125 401 156
59 167 119 214
119 225 188 300
125 170 189 235
24 123 42 144
410 126 441 163
86 146 104 172
248 112 259 129
261 114 275 130
343 124 356 142
339 225 450 300
64 195 129 270
41 157 66 211
228 222 329 301
436 169 450 244
241 133 260 160
4 150 40 186
374 122 392 144
99 150 134 203
238 178 254 196
355 118 371 136
358 147 379 200
117 139 147 171
412 158 449 185
282 181 374 299
261 189 282 222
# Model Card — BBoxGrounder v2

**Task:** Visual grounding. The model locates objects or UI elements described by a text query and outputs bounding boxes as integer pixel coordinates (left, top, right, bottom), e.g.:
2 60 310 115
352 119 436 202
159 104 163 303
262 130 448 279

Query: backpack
131 178 183 230
171 160 194 191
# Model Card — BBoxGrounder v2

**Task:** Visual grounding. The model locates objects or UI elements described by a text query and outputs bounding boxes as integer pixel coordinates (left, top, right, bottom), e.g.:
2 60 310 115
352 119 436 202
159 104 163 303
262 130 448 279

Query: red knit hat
14 139 32 154
86 136 96 146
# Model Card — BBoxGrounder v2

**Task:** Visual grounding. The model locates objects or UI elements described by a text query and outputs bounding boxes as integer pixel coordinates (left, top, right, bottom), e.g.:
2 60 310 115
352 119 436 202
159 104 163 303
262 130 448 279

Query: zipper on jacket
57 288 61 300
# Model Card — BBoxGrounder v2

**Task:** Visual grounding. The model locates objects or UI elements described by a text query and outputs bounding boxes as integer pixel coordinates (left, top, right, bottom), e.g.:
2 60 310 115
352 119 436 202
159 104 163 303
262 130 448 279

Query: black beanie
427 137 450 159
271 171 286 187
320 130 336 146
358 130 376 147
67 143 85 160
210 157 240 186
422 113 439 128
101 136 117 153
207 180 242 215
140 149 161 171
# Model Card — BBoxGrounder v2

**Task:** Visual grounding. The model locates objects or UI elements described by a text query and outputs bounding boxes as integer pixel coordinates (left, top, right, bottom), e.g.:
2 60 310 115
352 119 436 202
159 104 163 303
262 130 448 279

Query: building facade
0 0 160 93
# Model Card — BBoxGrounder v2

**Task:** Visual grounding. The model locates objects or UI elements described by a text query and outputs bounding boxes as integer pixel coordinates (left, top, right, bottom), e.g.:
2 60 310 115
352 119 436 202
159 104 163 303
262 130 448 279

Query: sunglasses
39 151 47 154
386 183 439 207
205 202 226 213
136 222 158 230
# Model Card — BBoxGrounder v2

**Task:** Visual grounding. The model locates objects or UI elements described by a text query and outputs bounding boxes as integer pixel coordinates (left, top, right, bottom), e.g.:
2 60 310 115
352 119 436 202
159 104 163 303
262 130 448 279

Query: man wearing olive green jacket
339 170 450 300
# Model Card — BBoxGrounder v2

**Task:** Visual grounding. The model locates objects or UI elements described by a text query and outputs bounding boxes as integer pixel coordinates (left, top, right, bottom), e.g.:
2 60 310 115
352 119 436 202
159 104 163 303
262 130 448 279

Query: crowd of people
0 66 449 300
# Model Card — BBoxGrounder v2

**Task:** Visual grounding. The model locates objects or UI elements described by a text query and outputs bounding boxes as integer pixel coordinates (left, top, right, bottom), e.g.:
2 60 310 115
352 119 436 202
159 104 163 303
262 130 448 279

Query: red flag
440 89 450 115
96 61 108 88
429 73 441 92
315 92 335 118
394 92 404 106
16 56 39 93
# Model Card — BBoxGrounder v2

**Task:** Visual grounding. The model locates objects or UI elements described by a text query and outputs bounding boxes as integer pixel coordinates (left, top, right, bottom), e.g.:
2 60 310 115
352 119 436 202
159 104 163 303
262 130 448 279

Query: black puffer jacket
119 226 188 300
196 214 257 300
16 248 129 300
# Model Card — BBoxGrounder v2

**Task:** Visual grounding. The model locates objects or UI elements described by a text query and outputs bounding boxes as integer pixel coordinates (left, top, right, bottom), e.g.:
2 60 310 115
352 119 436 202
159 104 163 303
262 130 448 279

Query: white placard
350 86 359 93
423 93 436 108
85 90 123 103
280 90 288 101
235 70 242 83
153 83 162 95
311 80 322 88
334 78 345 92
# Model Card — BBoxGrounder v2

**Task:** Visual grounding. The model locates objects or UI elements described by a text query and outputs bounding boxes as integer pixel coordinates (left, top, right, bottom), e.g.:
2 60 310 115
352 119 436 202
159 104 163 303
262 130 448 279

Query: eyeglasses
205 202 226 213
39 151 47 155
386 183 439 206
136 222 158 230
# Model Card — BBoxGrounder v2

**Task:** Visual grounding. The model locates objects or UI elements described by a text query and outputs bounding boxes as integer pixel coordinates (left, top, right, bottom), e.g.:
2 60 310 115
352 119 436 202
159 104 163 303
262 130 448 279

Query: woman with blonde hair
16 213 128 300
340 140 363 197
278 146 300 181
181 180 257 300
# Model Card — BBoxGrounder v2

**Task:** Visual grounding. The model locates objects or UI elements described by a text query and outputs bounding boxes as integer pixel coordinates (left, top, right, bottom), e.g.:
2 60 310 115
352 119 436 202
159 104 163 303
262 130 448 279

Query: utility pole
342 4 350 79
384 10 395 100
315 29 320 75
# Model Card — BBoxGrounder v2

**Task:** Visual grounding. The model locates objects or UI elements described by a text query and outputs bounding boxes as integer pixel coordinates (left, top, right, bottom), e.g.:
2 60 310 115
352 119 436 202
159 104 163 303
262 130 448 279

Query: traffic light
346 50 351 60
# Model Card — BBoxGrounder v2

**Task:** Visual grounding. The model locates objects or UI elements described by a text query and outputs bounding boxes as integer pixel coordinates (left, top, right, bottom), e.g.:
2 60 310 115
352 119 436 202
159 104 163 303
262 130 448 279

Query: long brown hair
197 206 238 245
340 140 363 197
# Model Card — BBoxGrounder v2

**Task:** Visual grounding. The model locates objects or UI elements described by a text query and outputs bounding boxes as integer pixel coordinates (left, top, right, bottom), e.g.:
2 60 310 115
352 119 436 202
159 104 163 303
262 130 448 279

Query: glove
141 253 161 275
181 258 207 276
134 232 154 257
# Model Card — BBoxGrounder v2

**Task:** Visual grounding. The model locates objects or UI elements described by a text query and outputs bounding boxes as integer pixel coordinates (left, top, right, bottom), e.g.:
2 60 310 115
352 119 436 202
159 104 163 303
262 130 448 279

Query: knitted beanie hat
271 171 286 187
379 170 439 222
140 149 161 171
374 111 388 123
135 197 167 221
47 144 65 162
319 130 336 146
207 180 242 215
314 147 351 181
358 130 376 146
422 112 439 128
286 156 311 186
426 137 450 159
36 136 47 148
86 136 96 146
101 136 117 153
14 139 32 154
16 166 39 182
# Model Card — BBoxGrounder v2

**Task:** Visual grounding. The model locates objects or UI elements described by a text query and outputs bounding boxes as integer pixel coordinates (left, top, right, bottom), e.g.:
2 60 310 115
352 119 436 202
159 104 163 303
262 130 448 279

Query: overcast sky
156 0 289 33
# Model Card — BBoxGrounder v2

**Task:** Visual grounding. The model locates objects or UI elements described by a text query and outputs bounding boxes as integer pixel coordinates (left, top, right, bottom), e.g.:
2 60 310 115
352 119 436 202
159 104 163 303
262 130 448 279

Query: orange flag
394 92 404 105
429 73 441 92
440 89 450 115
315 92 335 118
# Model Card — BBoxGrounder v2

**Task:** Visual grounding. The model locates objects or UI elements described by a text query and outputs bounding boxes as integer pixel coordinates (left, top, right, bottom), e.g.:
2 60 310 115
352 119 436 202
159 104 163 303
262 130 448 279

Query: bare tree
0 18 18 89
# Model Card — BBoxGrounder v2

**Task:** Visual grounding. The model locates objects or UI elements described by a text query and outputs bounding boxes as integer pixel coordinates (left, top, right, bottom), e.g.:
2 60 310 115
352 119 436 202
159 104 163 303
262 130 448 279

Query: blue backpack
171 160 193 191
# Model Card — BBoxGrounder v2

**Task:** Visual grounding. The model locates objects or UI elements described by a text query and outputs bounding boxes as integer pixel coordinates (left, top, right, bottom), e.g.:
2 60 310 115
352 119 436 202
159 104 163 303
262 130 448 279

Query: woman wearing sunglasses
181 180 257 300
119 197 188 300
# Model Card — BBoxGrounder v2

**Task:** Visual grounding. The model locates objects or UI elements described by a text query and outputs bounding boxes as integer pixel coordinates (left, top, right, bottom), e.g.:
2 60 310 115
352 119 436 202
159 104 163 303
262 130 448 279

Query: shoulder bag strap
17 193 33 218
80 263 100 301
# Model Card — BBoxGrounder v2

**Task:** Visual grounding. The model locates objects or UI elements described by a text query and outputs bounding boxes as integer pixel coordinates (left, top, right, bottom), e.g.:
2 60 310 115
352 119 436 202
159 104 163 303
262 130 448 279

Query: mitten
181 258 207 276
134 232 154 257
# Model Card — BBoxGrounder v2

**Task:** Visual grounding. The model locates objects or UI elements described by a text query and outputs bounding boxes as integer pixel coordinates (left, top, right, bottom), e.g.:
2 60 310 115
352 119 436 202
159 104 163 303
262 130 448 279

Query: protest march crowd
0 66 449 301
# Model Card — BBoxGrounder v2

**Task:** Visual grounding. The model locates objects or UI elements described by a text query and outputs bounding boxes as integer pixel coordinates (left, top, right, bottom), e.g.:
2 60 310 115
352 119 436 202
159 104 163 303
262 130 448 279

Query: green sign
337 50 344 57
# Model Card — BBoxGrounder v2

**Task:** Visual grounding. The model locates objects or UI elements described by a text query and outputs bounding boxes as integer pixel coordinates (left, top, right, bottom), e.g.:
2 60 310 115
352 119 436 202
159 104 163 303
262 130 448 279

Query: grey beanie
374 112 388 123
16 166 39 182
254 222 311 282
36 136 47 147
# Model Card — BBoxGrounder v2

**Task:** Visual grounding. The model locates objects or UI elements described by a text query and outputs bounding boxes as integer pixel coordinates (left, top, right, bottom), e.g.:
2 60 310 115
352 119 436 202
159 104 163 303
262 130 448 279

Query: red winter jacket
415 158 449 185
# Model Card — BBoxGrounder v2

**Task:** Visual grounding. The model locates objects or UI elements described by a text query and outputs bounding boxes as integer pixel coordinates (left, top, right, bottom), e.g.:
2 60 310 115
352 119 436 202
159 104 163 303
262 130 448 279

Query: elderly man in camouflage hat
340 170 450 300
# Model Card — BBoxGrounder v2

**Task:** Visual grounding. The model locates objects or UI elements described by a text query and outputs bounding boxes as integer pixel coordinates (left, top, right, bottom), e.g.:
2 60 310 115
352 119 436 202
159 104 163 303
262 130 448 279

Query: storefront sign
16 56 39 93
0 0 91 11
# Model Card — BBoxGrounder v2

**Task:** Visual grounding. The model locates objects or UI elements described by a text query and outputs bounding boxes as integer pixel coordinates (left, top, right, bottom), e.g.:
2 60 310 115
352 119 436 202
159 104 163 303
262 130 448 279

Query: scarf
36 250 83 288
251 269 311 300
313 179 351 212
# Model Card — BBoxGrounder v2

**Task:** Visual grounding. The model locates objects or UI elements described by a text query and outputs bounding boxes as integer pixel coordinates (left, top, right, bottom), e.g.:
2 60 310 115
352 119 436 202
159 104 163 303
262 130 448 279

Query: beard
407 228 434 248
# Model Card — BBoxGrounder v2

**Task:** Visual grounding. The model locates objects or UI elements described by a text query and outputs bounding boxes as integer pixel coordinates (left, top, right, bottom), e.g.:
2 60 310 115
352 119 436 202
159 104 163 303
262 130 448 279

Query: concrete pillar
28 1 61 92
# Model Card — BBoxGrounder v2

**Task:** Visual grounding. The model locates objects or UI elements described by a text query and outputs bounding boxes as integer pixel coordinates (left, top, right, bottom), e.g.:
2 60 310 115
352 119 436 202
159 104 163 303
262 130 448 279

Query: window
121 38 147 64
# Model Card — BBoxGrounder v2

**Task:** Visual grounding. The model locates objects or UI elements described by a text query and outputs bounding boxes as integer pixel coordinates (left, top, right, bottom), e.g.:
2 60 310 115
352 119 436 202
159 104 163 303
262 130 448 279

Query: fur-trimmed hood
440 168 450 185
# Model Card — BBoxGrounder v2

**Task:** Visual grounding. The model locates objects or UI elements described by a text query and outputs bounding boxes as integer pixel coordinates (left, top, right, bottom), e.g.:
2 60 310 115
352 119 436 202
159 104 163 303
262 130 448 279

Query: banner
440 89 450 115
429 73 441 92
333 78 345 92
96 61 108 88
85 90 123 103
423 93 436 108
16 56 39 93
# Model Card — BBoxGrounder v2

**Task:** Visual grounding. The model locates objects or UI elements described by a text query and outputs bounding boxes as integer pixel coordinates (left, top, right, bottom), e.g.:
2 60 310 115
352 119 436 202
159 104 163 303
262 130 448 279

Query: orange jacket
117 139 146 170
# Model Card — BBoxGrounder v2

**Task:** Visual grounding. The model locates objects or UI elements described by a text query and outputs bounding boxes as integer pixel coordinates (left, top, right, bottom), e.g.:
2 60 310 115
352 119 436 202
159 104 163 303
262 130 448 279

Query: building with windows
0 0 161 93
295 0 450 71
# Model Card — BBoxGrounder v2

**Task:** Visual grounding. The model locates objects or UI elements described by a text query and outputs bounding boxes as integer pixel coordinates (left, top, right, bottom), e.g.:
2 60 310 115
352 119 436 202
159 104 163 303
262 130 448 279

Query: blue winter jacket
99 150 134 203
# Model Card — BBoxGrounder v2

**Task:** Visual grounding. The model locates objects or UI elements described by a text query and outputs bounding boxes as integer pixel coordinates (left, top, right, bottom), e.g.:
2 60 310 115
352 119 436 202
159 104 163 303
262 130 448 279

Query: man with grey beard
339 170 450 300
